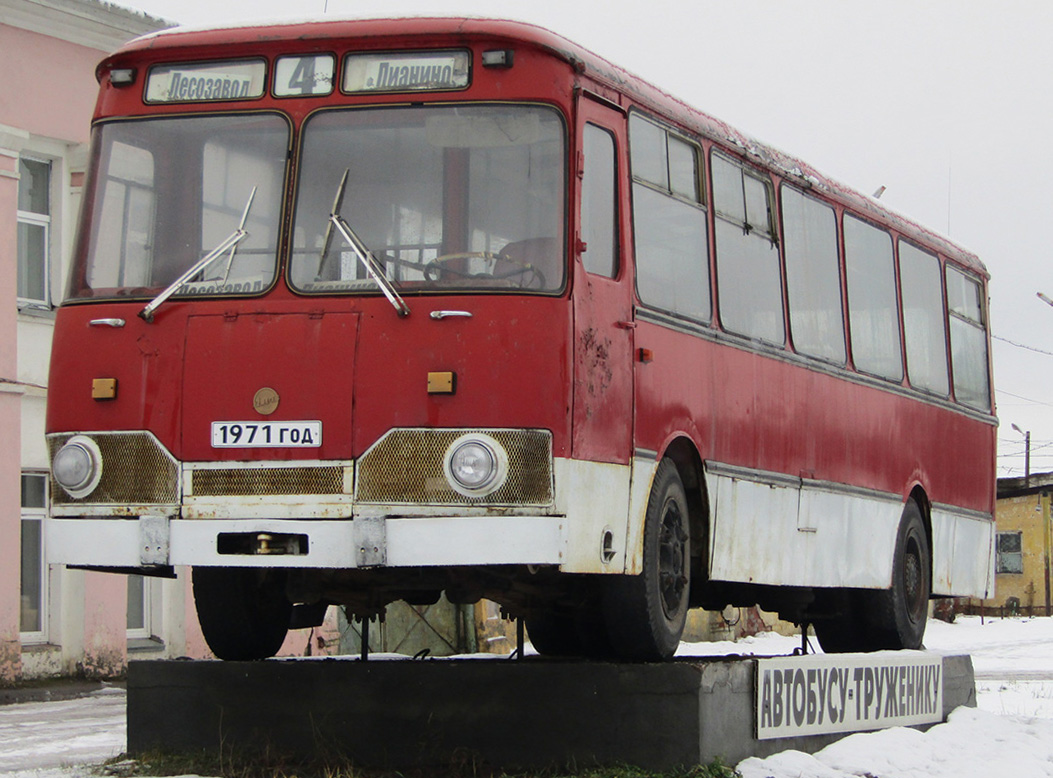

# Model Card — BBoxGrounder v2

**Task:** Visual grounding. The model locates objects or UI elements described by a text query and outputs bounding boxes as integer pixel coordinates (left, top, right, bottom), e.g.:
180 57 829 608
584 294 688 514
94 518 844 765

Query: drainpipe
1045 491 1051 617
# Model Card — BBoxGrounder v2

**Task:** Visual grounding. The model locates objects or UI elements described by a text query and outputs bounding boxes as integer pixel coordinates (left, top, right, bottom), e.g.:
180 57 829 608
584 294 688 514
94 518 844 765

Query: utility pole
1012 423 1031 486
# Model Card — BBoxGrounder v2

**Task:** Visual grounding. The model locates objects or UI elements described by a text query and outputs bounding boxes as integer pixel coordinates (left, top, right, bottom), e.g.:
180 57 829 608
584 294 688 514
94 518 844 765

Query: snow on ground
738 707 1053 778
702 615 1053 778
0 687 125 775
1 615 1052 778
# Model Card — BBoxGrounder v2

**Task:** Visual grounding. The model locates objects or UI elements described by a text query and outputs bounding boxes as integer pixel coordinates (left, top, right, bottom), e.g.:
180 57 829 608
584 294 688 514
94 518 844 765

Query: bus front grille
189 465 349 497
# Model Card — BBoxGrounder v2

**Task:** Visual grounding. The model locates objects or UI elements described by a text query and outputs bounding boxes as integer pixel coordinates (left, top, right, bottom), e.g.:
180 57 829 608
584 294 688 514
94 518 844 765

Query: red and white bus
45 18 996 661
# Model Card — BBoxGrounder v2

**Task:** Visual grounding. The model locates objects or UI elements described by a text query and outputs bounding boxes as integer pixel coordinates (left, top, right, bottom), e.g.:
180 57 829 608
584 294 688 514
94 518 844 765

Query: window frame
711 149 784 345
126 574 163 644
16 156 53 310
946 264 992 411
581 122 619 279
628 112 711 323
288 102 568 297
780 183 846 365
20 472 49 644
843 212 904 383
995 530 1023 575
898 239 950 397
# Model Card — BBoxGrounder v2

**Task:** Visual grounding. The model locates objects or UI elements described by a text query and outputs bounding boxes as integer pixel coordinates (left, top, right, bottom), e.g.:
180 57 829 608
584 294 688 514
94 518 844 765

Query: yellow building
980 473 1053 616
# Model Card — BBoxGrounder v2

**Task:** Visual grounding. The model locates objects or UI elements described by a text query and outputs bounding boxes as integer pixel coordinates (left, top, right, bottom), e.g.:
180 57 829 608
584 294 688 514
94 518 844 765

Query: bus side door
571 95 634 465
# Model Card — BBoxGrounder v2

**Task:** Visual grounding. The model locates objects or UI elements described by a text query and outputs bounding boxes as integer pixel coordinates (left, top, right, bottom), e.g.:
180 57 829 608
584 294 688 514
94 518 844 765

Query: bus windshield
290 104 566 294
68 113 288 301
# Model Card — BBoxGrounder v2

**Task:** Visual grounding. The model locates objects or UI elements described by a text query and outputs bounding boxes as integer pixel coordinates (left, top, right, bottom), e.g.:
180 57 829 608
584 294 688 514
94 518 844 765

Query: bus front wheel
603 459 691 661
192 567 292 660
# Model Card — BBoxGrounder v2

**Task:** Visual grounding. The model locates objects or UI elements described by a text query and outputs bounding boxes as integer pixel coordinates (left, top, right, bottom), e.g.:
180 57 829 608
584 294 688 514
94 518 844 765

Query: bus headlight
443 434 508 497
52 435 103 498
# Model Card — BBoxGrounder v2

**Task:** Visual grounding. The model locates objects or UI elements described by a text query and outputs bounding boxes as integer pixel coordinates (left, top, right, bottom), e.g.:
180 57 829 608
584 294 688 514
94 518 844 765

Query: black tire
603 459 691 661
526 589 615 659
869 501 931 649
812 591 869 653
192 567 292 660
525 610 582 657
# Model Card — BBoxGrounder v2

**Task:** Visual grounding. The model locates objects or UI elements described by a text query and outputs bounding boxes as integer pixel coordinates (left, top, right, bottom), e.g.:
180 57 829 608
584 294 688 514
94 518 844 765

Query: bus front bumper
46 516 565 569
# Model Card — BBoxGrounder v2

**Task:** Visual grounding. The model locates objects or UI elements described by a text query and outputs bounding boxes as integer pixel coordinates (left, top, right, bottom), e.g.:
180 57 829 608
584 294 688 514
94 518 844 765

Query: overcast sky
114 0 1053 477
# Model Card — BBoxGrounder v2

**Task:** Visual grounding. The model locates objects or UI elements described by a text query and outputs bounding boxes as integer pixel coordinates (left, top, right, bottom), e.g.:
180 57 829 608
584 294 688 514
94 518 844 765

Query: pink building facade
1 0 183 683
2 0 349 682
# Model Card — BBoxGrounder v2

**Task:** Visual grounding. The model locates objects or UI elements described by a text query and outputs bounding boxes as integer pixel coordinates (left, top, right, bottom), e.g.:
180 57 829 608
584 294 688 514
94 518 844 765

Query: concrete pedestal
127 653 975 770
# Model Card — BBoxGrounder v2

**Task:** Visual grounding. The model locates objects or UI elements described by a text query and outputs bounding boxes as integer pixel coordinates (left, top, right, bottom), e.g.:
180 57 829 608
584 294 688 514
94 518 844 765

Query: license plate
211 421 322 448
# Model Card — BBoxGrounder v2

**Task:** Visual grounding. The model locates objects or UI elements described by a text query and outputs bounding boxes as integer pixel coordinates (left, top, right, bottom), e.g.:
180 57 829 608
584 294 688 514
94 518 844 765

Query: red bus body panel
48 296 572 462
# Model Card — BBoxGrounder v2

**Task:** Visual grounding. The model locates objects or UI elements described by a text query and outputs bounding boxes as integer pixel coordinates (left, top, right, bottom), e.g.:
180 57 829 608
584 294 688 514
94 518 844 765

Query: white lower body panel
706 461 994 596
931 505 995 598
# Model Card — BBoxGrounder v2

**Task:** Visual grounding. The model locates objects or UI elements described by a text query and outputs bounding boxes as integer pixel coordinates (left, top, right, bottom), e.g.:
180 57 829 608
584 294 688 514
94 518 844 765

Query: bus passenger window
899 241 949 396
581 124 617 278
781 186 845 364
946 266 991 410
844 215 902 381
712 153 783 345
629 115 709 322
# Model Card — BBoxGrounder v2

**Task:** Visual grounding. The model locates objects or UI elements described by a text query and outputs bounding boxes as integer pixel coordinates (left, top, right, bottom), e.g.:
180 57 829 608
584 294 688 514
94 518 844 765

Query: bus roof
105 16 986 278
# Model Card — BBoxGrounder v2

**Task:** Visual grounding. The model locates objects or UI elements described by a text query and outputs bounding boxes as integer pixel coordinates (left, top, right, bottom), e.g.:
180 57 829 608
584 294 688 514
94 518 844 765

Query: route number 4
274 55 335 97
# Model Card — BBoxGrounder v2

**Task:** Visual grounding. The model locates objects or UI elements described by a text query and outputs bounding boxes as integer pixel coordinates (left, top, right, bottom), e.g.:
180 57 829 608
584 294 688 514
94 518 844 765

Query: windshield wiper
139 186 256 322
323 169 410 318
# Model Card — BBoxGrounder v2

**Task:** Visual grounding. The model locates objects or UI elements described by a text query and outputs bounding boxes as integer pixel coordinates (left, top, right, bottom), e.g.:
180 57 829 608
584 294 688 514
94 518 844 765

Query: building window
127 574 163 645
20 473 48 640
996 531 1023 574
127 575 150 639
17 157 52 308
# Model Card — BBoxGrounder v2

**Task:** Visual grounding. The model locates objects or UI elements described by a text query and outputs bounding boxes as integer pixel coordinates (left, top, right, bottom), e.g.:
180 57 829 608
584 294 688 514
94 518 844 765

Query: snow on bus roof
113 16 985 277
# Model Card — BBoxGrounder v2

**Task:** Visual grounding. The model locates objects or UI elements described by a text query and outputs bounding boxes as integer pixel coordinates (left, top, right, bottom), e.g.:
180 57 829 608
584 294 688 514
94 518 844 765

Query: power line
996 389 1053 408
992 333 1053 358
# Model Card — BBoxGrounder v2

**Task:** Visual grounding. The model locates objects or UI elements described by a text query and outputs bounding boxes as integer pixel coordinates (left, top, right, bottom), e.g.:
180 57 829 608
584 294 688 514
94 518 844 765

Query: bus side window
781 185 845 364
629 114 709 322
899 241 949 396
581 124 618 278
844 215 903 381
946 266 991 410
712 152 783 345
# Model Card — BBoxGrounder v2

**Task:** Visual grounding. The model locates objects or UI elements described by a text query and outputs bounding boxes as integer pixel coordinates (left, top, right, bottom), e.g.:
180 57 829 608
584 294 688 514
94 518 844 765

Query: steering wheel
424 250 546 289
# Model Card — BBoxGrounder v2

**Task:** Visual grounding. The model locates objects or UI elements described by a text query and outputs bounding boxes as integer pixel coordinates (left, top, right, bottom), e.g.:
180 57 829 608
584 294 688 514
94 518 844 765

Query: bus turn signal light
92 378 117 400
427 371 456 395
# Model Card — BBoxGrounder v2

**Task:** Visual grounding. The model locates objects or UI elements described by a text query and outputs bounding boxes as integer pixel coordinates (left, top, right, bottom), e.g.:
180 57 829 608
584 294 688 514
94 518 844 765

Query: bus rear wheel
192 567 292 660
603 459 691 661
813 501 930 653
870 500 930 650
